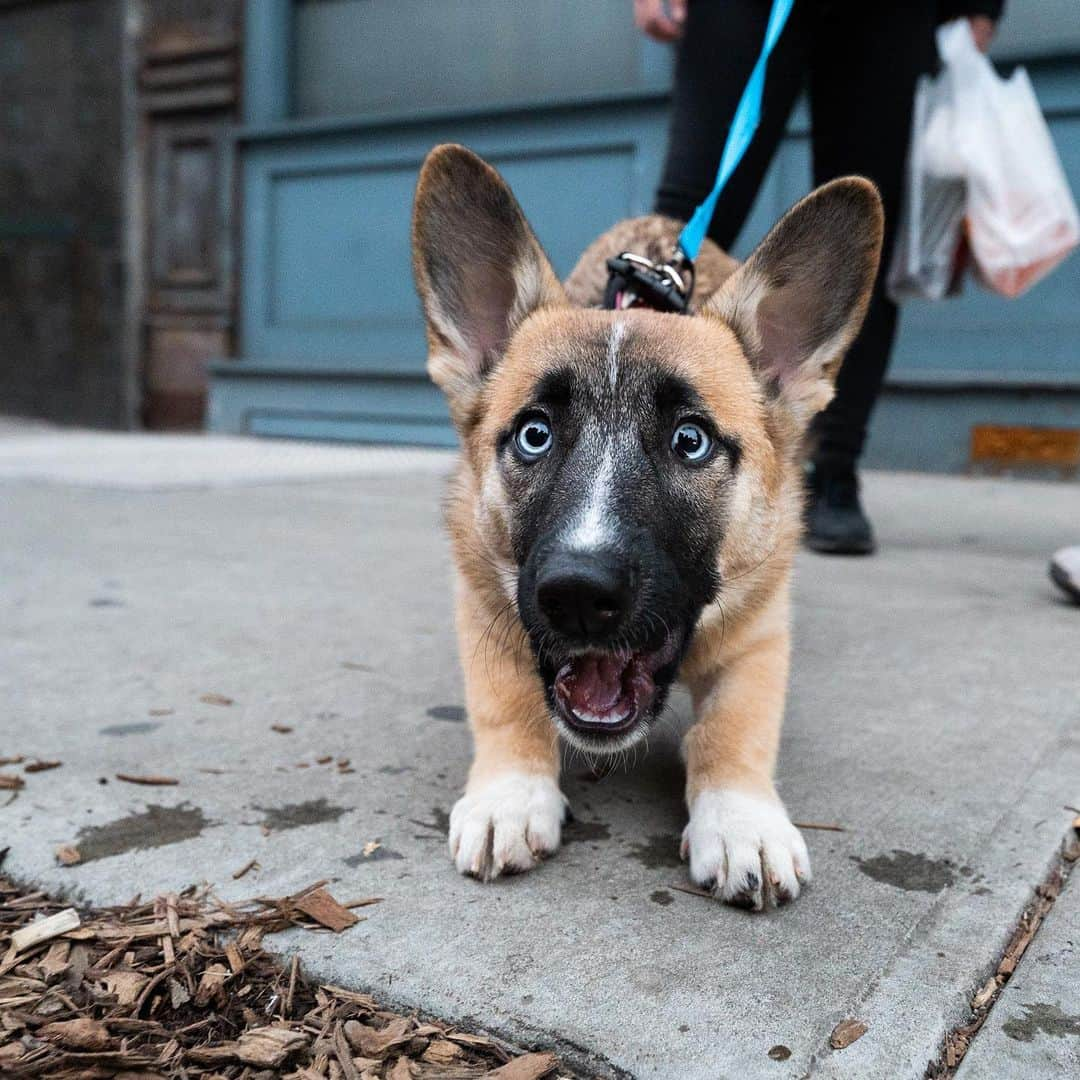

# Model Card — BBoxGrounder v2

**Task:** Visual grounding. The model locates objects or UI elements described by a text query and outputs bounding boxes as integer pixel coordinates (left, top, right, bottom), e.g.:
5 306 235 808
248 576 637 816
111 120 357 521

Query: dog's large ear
412 144 567 426
704 177 883 425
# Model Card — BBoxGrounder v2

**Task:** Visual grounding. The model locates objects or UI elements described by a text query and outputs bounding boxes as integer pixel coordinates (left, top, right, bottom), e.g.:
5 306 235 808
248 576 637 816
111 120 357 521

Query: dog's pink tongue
558 654 626 716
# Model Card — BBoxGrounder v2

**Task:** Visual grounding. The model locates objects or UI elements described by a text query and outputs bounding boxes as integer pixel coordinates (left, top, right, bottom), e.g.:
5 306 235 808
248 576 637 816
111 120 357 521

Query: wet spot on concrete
851 850 956 893
627 833 683 869
409 807 450 837
75 803 209 863
426 705 466 723
650 889 674 906
973 885 993 896
563 818 610 844
89 597 124 608
99 722 161 737
1002 1002 1080 1042
254 798 347 832
344 847 405 868
377 765 414 775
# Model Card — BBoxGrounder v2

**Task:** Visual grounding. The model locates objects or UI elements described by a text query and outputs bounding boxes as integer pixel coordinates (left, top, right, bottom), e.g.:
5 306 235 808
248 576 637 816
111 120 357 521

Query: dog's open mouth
552 639 678 737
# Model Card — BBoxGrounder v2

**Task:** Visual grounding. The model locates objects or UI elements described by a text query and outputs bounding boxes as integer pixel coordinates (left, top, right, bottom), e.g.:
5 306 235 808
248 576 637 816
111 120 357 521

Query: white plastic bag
890 20 1080 301
887 68 969 302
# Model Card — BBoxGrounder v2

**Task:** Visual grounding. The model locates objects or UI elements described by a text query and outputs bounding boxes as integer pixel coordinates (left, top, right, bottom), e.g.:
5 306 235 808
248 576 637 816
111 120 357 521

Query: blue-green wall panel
251 138 642 370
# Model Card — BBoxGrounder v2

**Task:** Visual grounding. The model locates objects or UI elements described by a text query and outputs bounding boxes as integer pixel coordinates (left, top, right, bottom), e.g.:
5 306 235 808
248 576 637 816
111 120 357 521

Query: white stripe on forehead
563 440 615 551
561 322 628 552
608 318 626 392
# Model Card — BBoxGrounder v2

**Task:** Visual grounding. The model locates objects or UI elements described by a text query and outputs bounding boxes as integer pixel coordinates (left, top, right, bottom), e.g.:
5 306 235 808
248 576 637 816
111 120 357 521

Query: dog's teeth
574 708 630 726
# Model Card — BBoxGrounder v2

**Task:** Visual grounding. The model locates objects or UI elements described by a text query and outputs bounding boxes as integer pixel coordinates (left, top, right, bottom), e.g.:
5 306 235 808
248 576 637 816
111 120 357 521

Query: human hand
968 15 996 53
633 0 687 43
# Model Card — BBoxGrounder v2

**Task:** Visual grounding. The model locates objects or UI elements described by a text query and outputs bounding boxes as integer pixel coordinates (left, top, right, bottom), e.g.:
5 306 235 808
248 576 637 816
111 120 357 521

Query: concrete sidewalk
2 430 1078 1078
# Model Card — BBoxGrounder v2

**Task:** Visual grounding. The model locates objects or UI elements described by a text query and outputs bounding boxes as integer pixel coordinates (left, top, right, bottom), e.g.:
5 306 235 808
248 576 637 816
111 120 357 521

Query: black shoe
805 462 876 555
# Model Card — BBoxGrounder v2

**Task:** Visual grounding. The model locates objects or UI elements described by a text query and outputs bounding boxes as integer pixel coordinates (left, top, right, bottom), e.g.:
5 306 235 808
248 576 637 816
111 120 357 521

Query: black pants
656 0 938 465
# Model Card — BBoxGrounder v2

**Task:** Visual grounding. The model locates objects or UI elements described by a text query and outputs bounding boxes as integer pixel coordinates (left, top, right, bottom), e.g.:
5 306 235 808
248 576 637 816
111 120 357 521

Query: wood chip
484 1051 559 1079
387 1057 414 1080
194 962 230 1006
446 1032 500 1049
199 692 234 706
362 841 382 857
101 968 150 1006
271 724 294 733
335 1021 364 1080
792 820 846 832
237 1025 310 1067
344 1017 414 1058
668 882 714 899
168 977 191 1009
39 1016 112 1050
187 1043 241 1065
37 940 72 980
148 707 174 716
225 941 245 975
24 759 62 773
422 1039 465 1065
294 888 360 932
971 976 998 1010
55 844 82 866
0 773 25 791
11 907 80 952
0 755 25 766
115 773 179 786
232 857 260 880
829 1018 868 1050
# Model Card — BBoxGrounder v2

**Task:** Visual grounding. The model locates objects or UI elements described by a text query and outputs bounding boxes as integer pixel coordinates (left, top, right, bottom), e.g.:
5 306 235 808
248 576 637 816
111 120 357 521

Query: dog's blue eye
515 416 553 459
671 422 712 463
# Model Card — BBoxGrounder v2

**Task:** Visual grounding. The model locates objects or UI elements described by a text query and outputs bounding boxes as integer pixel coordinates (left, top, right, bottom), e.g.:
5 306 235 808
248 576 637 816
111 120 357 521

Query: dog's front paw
449 772 567 881
681 789 811 910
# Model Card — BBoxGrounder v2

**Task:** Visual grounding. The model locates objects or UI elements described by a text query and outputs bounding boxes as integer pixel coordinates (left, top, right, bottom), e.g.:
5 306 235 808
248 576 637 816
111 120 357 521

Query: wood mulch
0 865 564 1079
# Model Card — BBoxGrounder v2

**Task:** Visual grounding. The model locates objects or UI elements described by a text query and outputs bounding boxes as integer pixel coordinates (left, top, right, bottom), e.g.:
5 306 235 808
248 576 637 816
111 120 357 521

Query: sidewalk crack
925 819 1079 1077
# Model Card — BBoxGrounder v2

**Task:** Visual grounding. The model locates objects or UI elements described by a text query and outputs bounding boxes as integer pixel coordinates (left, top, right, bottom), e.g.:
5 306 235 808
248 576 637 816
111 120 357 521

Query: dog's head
413 145 882 754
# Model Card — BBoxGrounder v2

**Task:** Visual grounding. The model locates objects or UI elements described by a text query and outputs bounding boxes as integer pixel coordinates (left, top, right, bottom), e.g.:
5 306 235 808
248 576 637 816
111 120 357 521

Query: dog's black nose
535 551 632 641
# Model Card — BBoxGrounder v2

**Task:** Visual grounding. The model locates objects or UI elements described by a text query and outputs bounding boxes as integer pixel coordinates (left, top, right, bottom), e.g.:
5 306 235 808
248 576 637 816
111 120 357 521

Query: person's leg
804 0 938 553
655 0 812 250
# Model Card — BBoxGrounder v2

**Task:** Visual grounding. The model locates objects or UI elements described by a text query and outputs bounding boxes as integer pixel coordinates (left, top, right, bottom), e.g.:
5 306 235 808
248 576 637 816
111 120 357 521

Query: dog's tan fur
413 144 882 907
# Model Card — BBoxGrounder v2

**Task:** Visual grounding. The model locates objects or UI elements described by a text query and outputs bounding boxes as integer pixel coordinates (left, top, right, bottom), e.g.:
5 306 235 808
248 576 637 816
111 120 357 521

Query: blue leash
676 0 796 261
602 0 796 312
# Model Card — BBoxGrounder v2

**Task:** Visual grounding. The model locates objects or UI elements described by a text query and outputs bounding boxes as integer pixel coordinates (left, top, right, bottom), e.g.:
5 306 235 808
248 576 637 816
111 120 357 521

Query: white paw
449 772 567 881
681 789 811 910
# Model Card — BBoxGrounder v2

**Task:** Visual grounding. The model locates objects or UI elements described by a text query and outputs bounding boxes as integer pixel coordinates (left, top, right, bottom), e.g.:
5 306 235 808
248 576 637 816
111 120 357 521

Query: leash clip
602 250 694 314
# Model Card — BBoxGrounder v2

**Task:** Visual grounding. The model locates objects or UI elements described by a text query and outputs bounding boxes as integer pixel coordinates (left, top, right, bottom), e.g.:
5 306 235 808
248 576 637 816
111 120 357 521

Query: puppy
412 144 882 909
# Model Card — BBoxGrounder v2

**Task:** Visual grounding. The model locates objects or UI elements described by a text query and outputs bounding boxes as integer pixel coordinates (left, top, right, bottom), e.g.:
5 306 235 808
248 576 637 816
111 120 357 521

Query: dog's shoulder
563 214 738 310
